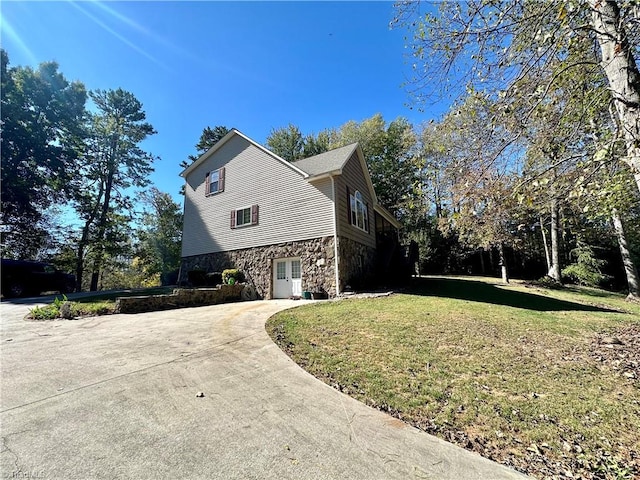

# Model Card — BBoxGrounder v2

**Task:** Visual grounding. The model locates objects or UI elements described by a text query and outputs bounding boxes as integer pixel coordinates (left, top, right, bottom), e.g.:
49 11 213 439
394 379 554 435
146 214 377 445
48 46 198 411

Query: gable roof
291 143 358 177
180 128 308 179
295 144 400 229
294 143 379 205
180 128 401 229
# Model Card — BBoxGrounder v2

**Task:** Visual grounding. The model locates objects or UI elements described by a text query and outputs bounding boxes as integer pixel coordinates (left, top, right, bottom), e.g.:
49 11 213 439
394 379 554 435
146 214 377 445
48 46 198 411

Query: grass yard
266 276 640 479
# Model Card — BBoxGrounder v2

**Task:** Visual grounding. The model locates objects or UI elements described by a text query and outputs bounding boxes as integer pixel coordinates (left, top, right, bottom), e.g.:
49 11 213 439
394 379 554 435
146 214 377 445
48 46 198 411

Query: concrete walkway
1 299 528 479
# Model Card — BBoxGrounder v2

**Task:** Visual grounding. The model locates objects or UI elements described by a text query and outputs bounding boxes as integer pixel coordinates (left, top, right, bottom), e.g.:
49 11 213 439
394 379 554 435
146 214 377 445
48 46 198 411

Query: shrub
562 244 611 288
30 304 61 320
29 295 68 320
222 269 244 285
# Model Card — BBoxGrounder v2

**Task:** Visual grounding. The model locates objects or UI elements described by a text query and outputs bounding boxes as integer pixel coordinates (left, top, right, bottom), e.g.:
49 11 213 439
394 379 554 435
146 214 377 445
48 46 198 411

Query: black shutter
205 171 210 195
366 202 370 233
230 210 236 229
251 204 259 225
346 186 351 224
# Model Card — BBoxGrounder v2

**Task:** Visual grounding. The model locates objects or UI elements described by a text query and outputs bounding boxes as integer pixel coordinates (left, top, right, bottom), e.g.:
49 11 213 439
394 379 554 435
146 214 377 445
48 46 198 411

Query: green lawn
266 276 640 479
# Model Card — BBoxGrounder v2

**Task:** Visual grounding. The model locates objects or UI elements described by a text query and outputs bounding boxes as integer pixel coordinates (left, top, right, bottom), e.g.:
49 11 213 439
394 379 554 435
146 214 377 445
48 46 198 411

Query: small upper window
205 167 225 195
350 190 369 232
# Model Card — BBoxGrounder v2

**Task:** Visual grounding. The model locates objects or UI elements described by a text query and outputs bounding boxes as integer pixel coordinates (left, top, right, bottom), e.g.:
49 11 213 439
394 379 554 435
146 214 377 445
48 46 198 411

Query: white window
230 205 259 229
236 207 251 227
291 260 301 279
350 190 369 232
206 167 225 195
276 261 286 280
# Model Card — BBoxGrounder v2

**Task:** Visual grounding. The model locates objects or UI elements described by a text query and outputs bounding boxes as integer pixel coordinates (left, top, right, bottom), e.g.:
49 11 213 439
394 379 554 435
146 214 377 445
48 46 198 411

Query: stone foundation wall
115 284 245 314
180 236 336 298
337 236 377 291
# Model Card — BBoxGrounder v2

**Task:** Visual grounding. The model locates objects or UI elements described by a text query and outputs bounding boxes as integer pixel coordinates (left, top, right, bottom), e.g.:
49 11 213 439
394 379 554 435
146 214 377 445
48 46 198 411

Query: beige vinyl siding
334 152 376 249
182 135 335 257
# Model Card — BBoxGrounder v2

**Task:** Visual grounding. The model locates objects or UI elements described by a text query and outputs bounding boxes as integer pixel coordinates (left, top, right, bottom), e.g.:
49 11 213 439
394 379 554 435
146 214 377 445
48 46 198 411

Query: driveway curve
1 300 527 479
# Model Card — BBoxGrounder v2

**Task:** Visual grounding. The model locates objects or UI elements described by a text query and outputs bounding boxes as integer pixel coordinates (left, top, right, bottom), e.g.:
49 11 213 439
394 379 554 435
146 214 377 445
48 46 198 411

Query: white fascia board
305 169 342 183
180 128 238 177
374 204 402 229
180 128 309 179
354 145 379 205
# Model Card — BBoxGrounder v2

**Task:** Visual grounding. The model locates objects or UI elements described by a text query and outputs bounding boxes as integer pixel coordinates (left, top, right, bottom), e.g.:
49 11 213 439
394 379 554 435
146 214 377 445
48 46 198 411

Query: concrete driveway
0 299 527 479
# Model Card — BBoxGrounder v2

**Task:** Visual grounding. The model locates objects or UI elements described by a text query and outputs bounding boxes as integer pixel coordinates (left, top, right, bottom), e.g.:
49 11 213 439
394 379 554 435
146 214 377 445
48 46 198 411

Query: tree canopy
1 49 87 258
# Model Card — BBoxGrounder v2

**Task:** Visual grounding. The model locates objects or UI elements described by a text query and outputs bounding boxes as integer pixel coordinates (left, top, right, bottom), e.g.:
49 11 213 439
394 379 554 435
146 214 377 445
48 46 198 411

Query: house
179 128 403 299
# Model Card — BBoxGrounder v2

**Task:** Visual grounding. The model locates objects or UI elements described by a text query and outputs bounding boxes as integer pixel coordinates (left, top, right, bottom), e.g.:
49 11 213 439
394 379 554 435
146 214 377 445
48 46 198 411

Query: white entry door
273 258 302 298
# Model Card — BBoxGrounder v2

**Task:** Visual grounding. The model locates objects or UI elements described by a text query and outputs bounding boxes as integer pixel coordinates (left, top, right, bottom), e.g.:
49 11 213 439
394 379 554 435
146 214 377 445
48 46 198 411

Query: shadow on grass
407 277 620 313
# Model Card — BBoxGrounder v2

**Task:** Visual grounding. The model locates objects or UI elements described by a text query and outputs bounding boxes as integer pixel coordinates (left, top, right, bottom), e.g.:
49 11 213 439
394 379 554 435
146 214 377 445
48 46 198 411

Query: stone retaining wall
180 236 336 298
115 284 245 314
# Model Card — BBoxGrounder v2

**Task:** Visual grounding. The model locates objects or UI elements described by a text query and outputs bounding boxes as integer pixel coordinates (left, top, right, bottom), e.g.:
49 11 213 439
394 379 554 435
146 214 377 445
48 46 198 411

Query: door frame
272 257 302 299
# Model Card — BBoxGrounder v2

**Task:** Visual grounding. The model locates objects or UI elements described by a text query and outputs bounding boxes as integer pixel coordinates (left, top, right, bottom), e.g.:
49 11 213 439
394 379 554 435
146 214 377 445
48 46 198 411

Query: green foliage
29 304 61 320
591 453 634 480
29 295 68 320
222 269 244 284
29 298 115 320
97 257 159 290
180 125 230 184
266 124 306 161
562 245 611 288
136 187 183 285
330 114 418 215
1 49 87 258
26 290 170 319
73 87 157 291
193 126 230 157
273 114 419 217
179 125 230 194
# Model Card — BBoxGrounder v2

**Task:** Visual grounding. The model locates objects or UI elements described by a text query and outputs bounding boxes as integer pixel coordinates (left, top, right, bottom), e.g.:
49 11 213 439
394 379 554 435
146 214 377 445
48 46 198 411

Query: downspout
331 176 341 296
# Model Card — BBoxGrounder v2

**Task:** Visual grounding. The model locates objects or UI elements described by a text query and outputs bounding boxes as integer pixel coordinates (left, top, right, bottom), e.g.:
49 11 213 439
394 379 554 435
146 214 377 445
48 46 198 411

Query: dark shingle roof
292 143 358 177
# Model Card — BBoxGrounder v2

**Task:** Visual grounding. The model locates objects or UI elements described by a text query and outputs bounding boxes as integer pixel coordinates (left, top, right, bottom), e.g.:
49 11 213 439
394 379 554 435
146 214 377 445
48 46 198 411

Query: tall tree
302 131 331 158
180 125 230 170
136 188 183 285
430 93 525 282
394 0 640 193
179 125 230 195
329 114 419 216
588 0 640 191
266 123 305 161
0 50 86 258
74 88 156 291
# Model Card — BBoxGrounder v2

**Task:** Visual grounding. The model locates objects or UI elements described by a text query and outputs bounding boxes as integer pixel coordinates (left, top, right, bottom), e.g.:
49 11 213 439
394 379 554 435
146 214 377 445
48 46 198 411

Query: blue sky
2 1 447 205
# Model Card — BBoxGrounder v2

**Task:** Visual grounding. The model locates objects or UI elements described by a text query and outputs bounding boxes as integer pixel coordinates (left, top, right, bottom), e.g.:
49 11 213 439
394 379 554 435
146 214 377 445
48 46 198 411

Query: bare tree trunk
498 243 509 284
75 184 104 292
479 247 486 274
589 0 640 193
611 207 640 300
547 198 562 282
90 137 117 291
539 215 551 272
489 247 495 274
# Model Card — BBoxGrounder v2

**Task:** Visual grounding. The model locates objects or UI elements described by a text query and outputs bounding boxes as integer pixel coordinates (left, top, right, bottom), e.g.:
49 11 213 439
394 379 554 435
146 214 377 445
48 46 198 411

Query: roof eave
305 169 342 182
374 204 402 229
180 128 309 179
180 128 238 178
